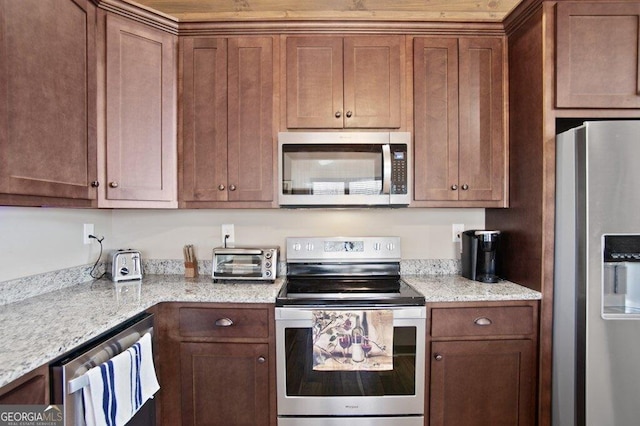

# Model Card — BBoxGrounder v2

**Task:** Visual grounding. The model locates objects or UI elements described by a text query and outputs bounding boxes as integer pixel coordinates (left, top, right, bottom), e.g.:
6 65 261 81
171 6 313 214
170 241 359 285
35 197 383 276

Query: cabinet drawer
431 306 534 338
179 307 269 339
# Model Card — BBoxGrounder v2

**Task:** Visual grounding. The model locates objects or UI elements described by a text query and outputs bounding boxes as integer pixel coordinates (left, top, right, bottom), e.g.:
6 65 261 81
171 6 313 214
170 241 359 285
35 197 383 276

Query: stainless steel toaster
109 249 143 282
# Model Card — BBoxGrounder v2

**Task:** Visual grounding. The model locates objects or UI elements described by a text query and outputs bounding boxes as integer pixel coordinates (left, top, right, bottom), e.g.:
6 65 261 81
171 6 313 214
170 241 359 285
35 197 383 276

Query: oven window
215 254 263 277
282 144 383 195
284 327 417 396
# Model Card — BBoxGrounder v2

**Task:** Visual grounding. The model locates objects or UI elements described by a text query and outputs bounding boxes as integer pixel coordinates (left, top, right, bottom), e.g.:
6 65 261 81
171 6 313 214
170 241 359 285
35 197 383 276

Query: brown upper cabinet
413 37 506 207
98 13 178 208
285 35 403 129
180 37 276 207
0 0 98 207
556 2 640 109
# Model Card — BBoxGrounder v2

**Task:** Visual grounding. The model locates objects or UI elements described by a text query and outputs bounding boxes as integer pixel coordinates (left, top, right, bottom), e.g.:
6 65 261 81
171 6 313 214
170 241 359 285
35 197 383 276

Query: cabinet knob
215 318 234 327
109 182 119 188
434 353 443 361
335 111 342 118
91 181 100 188
346 111 353 118
461 184 469 190
451 184 458 190
474 317 492 326
257 356 266 364
229 184 236 191
218 184 225 191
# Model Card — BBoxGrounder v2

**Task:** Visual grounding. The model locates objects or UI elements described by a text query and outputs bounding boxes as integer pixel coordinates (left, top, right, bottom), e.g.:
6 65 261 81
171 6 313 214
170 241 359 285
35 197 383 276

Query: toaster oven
212 246 279 282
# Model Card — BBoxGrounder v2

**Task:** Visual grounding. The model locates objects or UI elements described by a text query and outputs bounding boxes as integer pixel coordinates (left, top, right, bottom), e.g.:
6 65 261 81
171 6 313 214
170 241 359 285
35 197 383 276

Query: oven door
275 306 426 418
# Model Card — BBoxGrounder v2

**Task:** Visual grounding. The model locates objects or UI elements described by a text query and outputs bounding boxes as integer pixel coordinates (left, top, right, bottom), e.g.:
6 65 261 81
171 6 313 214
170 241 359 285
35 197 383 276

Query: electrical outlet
83 223 94 245
452 224 464 243
221 224 235 246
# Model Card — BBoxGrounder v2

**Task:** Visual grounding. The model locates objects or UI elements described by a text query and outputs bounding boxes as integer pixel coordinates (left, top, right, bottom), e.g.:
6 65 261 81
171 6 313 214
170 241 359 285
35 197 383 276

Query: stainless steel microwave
278 132 411 206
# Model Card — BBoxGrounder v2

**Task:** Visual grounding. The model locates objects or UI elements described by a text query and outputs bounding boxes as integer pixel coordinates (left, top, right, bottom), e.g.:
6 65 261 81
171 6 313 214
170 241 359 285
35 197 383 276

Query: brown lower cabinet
156 302 276 426
427 301 538 426
0 364 49 405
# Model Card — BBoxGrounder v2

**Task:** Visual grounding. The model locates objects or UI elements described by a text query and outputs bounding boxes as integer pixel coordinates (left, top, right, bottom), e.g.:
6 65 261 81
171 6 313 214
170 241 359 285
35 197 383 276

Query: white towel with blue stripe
82 332 160 426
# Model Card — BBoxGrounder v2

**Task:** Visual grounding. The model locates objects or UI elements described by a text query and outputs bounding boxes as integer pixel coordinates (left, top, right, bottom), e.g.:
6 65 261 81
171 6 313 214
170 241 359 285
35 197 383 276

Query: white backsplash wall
0 207 484 282
0 206 113 282
111 208 484 263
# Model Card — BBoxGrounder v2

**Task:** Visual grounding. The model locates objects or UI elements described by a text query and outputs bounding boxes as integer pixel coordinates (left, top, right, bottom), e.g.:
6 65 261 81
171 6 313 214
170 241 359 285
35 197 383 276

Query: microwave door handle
382 144 391 195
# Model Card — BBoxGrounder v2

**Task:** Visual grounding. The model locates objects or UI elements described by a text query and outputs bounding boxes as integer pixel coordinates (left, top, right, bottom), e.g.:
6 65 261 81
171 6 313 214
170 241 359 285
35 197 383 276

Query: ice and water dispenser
603 235 640 317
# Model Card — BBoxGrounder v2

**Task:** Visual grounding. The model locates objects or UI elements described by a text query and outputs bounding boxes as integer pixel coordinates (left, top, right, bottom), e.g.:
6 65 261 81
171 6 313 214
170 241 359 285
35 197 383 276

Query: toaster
109 249 143 282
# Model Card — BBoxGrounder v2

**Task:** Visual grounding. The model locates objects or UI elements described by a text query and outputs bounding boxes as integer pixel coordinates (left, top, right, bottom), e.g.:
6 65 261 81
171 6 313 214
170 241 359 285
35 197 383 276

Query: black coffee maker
461 230 501 283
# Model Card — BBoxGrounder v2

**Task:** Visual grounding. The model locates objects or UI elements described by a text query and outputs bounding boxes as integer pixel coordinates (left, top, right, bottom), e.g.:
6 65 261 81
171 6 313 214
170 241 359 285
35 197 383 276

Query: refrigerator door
555 120 640 426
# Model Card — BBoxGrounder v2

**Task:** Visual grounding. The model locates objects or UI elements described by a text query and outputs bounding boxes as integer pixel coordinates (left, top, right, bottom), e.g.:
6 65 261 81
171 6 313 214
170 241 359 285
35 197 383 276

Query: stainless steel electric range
275 237 426 426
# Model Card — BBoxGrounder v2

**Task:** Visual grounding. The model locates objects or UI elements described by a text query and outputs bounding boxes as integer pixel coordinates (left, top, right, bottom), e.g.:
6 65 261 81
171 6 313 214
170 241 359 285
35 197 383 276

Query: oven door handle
382 144 391 195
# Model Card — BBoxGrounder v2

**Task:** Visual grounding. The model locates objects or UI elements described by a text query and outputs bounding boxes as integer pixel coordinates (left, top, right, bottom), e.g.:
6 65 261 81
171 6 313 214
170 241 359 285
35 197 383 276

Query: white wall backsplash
0 206 484 282
0 206 113 282
111 208 484 262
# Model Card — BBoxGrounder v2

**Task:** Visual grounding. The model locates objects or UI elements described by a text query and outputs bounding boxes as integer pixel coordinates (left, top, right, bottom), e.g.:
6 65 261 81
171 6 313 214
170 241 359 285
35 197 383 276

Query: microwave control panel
391 144 408 194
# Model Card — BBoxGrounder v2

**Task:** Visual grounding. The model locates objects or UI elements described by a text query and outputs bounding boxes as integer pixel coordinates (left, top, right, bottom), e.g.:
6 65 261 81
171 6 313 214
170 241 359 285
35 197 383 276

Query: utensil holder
184 261 197 278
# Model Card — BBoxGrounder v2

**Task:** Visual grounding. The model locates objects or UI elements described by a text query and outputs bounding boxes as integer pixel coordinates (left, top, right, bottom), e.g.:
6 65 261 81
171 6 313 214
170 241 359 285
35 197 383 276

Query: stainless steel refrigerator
554 120 640 426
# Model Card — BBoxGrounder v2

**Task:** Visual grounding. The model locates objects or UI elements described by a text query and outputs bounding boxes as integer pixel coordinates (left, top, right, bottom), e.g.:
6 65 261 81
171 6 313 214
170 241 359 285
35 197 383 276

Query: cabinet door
104 15 177 205
556 2 640 108
286 36 344 128
0 365 48 405
181 342 270 426
458 37 505 202
343 36 402 128
227 37 274 202
430 340 535 426
181 37 228 202
0 0 97 204
413 37 459 201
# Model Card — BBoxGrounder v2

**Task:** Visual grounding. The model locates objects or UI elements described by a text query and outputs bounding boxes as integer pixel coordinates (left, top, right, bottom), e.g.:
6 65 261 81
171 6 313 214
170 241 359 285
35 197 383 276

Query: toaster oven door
213 250 270 280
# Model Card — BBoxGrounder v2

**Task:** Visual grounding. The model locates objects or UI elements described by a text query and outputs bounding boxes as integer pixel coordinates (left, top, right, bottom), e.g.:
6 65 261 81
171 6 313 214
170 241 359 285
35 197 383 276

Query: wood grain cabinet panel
427 302 538 426
181 36 275 206
180 342 270 426
429 339 535 426
556 2 640 108
0 365 49 405
413 37 506 207
156 303 276 426
102 14 177 207
285 35 402 129
0 0 97 205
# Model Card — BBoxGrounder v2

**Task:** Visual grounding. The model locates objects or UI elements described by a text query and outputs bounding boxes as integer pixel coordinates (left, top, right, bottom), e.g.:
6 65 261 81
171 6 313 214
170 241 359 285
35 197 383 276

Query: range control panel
286 236 401 262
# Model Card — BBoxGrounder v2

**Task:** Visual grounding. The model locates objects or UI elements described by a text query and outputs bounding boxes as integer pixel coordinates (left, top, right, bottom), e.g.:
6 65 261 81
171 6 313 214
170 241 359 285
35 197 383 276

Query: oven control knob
306 243 314 251
386 243 395 251
265 251 272 259
265 270 272 277
265 261 272 268
374 242 382 251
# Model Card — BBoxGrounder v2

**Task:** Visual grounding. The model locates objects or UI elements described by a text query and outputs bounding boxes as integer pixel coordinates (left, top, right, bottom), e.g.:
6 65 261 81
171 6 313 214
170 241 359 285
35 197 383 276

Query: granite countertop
0 273 540 388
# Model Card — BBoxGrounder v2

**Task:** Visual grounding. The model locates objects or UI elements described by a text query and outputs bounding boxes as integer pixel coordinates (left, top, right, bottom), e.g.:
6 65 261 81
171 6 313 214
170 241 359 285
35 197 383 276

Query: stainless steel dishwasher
50 312 156 426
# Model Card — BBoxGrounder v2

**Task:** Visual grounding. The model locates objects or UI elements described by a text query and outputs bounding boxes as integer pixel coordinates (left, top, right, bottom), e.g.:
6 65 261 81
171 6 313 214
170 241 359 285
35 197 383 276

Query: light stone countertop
0 273 540 388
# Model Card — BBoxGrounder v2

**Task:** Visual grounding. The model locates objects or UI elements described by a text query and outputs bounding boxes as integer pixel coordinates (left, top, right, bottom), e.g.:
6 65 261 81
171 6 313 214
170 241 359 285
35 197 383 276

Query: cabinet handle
91 181 100 188
335 111 342 118
218 184 225 191
461 184 469 190
215 318 234 327
257 356 266 363
434 353 443 361
109 182 119 188
346 111 353 118
229 184 237 191
451 184 458 190
474 317 492 326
